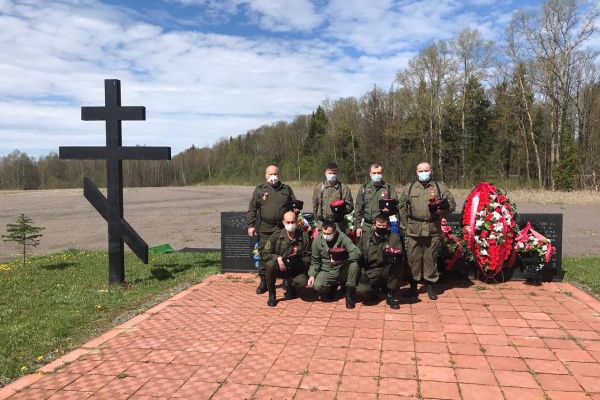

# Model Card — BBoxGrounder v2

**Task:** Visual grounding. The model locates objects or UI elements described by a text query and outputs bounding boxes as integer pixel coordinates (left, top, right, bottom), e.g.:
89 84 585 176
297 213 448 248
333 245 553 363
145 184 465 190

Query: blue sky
0 0 544 158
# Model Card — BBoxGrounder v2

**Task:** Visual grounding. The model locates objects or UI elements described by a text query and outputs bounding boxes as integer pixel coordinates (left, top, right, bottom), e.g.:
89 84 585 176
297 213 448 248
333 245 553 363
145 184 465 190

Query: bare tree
510 0 600 188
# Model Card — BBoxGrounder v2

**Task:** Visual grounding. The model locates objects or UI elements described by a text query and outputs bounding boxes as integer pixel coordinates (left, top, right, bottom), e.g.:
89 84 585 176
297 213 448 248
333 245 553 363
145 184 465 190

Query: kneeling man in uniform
356 214 404 309
262 211 311 307
307 219 361 309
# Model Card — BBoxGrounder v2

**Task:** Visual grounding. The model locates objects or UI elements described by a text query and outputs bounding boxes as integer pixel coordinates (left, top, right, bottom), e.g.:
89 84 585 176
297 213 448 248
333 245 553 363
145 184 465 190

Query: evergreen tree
2 214 44 267
553 135 580 191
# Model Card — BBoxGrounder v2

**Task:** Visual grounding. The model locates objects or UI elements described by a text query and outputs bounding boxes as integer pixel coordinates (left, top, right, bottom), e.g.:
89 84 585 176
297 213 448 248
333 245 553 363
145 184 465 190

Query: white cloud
0 0 536 157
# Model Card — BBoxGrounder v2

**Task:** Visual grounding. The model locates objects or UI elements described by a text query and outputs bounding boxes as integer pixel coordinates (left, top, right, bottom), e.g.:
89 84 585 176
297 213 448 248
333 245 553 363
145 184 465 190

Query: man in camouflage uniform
262 211 311 307
307 220 361 309
312 162 354 233
357 214 404 309
247 165 297 294
354 163 399 239
398 162 455 300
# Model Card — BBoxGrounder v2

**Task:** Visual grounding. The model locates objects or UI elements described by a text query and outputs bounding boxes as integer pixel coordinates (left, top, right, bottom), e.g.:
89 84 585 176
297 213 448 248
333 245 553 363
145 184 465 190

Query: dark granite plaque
221 211 255 273
443 213 563 281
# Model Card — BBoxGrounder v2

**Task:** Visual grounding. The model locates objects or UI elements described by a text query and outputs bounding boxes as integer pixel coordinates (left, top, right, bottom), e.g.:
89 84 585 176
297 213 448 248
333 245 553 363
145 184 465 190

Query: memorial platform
2 275 600 400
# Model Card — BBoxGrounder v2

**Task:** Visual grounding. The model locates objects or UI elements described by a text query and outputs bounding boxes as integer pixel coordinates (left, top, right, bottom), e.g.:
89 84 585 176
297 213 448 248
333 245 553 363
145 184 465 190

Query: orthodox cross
60 79 171 284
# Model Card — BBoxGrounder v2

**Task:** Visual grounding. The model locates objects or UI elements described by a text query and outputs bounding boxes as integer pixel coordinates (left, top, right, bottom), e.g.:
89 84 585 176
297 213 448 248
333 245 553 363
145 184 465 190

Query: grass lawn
0 249 220 386
563 255 600 295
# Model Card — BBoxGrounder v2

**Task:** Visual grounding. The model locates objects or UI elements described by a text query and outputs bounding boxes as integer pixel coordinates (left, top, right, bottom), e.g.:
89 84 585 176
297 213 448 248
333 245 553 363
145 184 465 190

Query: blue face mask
418 172 430 182
371 174 383 183
326 174 337 182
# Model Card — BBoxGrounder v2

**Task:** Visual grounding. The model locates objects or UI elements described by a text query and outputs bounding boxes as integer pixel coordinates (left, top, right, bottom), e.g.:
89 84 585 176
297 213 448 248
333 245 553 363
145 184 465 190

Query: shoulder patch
264 241 271 250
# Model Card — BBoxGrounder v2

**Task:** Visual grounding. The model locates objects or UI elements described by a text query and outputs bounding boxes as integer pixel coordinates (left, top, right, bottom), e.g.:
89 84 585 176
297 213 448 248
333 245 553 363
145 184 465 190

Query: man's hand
435 209 443 215
330 258 342 266
277 256 287 272
356 228 363 238
307 276 315 288
247 227 256 237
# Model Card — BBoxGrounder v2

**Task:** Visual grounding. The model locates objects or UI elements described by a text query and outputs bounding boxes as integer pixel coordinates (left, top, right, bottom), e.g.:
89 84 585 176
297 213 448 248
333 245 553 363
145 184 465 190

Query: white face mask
267 174 279 185
284 223 296 232
326 173 337 182
371 174 383 183
322 232 335 241
418 171 431 182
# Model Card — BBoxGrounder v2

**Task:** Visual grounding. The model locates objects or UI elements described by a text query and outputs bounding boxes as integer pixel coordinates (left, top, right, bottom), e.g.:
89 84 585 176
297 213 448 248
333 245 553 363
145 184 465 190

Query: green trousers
313 261 360 293
406 235 440 283
256 222 280 276
265 259 308 288
356 263 403 297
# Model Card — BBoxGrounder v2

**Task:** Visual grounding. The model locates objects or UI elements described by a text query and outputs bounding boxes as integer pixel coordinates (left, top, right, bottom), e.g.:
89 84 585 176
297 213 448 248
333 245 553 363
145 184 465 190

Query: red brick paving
3 276 600 399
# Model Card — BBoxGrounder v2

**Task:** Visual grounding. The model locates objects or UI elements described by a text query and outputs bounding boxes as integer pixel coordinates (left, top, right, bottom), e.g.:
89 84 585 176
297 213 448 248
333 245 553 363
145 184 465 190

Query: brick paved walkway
2 275 600 400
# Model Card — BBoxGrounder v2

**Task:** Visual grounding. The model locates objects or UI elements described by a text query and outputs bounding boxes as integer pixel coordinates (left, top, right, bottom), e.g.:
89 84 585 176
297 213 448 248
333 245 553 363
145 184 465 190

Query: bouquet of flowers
461 182 517 278
296 213 312 235
514 221 555 263
440 218 463 270
252 242 259 268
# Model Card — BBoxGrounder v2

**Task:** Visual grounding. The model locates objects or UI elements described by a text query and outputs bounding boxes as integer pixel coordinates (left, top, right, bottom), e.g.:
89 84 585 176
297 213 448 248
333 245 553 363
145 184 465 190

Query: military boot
386 290 400 310
284 280 297 299
256 275 267 294
345 286 356 309
369 290 379 302
267 287 277 307
403 279 418 298
427 282 438 300
326 285 337 300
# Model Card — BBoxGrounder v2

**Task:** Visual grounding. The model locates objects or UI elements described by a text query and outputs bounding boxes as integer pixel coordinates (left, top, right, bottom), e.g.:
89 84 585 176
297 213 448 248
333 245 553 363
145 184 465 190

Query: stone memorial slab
221 211 255 273
443 213 563 281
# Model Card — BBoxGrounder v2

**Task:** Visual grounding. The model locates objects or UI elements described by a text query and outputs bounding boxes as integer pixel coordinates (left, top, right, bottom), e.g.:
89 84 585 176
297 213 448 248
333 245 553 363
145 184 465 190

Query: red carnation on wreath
460 181 517 279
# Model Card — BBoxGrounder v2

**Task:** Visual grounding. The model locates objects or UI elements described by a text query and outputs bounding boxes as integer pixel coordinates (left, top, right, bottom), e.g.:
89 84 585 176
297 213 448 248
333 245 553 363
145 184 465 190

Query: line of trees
1 0 599 191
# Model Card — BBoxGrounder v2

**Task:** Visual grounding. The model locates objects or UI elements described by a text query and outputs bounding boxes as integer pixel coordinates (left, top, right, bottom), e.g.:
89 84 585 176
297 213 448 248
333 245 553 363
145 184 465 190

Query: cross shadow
40 262 76 271
150 267 175 281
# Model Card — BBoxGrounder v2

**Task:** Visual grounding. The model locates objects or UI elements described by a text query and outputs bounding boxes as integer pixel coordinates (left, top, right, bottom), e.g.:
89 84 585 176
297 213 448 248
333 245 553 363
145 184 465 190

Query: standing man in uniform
307 220 362 309
356 214 403 309
398 162 455 300
262 211 311 307
247 165 297 294
312 162 354 233
354 163 399 239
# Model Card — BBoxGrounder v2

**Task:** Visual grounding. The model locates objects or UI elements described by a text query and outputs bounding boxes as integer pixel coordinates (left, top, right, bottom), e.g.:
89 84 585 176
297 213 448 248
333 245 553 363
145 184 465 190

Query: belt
409 215 435 223
263 221 284 228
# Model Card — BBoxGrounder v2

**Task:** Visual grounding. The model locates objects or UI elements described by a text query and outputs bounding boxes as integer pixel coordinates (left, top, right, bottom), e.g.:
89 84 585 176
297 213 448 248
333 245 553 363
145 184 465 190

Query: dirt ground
0 185 598 262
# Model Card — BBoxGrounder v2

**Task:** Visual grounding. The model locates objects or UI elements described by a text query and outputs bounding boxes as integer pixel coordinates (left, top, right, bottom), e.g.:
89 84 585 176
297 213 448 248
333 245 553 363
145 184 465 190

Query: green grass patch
563 256 600 295
0 249 219 385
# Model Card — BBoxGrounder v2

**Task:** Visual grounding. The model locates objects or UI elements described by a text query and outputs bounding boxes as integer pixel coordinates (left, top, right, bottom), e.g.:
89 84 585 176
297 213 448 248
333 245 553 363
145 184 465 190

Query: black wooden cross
59 79 171 284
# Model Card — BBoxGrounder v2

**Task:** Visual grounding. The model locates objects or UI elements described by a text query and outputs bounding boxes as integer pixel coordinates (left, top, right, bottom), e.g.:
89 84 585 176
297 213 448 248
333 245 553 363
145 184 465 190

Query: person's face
374 220 389 230
370 166 383 176
325 169 338 177
321 226 336 236
265 167 279 180
416 164 431 175
282 214 296 225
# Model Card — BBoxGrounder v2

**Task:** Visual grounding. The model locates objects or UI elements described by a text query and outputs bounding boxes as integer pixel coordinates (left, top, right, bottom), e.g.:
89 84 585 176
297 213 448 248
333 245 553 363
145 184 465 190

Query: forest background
1 0 600 192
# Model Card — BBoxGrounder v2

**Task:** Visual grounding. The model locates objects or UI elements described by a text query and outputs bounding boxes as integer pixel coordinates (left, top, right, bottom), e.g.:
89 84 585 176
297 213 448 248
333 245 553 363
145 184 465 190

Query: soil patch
0 185 597 262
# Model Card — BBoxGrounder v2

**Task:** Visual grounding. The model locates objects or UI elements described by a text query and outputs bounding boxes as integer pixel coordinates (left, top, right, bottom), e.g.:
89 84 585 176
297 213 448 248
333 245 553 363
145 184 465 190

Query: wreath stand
466 261 509 284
